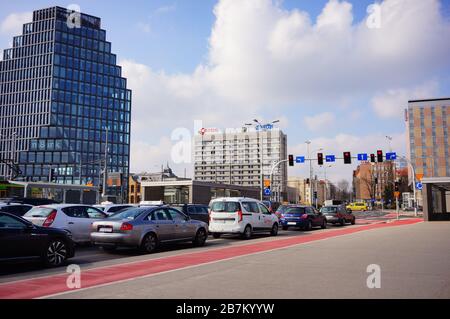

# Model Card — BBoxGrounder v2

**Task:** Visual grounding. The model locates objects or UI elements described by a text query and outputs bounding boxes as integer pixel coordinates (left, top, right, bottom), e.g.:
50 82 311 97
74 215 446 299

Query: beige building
288 177 328 206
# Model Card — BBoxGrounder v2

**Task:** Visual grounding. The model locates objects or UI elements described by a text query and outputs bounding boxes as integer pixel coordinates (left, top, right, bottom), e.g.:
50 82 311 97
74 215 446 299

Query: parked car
208 197 279 239
0 202 34 216
279 206 327 231
23 205 108 243
91 206 208 253
170 204 210 224
346 202 368 211
274 204 290 221
1 197 59 206
0 212 75 267
94 204 136 216
320 205 355 226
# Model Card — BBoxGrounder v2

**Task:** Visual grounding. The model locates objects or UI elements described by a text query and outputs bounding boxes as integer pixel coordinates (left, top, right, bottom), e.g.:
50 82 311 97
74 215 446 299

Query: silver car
91 206 208 253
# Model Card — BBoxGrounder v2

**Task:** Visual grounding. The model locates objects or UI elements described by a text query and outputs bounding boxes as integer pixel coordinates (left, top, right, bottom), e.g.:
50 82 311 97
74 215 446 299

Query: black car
0 203 34 216
0 212 75 267
171 204 210 224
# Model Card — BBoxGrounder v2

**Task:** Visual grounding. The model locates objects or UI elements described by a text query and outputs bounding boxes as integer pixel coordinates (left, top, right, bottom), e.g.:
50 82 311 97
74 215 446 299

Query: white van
208 197 279 239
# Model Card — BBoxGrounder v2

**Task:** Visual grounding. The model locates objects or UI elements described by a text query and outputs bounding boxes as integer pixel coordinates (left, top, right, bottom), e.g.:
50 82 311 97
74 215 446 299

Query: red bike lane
0 218 423 299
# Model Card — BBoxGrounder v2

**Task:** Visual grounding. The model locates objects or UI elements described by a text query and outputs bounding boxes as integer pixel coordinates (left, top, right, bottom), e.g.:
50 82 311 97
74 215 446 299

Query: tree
337 179 351 201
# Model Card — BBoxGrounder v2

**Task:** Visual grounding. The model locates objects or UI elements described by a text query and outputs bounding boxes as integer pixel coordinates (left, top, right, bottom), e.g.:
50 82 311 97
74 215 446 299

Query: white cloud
0 11 32 35
121 0 450 175
304 112 335 131
371 81 440 119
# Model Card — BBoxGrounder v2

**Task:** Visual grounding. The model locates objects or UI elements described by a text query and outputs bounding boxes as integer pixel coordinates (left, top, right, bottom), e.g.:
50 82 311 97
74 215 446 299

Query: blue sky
1 0 450 182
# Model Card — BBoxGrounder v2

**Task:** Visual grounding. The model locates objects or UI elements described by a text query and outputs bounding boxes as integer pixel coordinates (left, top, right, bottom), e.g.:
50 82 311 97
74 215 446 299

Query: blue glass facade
0 7 131 198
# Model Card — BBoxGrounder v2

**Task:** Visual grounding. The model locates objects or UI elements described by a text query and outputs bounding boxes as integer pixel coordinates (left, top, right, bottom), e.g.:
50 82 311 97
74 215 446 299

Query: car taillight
301 214 308 219
237 210 243 222
43 210 57 227
280 214 285 218
120 223 133 231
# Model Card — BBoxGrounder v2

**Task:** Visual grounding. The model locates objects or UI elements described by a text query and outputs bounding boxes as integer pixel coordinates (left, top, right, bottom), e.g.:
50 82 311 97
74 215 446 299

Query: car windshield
108 208 146 220
23 207 54 217
285 207 305 214
211 201 241 212
276 205 289 213
94 206 105 211
321 207 338 213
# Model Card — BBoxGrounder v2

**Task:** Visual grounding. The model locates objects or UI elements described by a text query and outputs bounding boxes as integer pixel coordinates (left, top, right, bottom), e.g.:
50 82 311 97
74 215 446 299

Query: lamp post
102 127 109 198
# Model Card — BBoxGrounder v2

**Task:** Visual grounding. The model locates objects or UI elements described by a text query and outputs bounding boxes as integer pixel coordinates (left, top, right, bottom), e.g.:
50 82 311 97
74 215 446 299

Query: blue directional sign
357 153 368 161
325 155 336 163
264 188 272 196
386 152 397 160
296 156 305 163
416 182 423 190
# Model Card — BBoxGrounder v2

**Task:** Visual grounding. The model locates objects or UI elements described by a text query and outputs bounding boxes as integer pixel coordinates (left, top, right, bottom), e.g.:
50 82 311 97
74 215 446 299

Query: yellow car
346 202 368 211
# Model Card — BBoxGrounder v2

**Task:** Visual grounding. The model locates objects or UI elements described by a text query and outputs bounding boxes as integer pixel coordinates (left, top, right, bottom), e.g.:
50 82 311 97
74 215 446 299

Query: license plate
288 222 297 225
99 227 112 233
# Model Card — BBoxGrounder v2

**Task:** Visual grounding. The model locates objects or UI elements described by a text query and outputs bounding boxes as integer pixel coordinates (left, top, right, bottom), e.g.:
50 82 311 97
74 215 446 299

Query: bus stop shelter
422 177 450 221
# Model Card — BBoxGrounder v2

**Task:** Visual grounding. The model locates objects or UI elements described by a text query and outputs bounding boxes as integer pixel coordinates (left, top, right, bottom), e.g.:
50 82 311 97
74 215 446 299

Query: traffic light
370 153 376 163
377 150 383 162
343 152 351 164
375 177 378 184
317 153 324 166
313 191 318 199
288 154 294 167
306 178 310 185
394 181 400 192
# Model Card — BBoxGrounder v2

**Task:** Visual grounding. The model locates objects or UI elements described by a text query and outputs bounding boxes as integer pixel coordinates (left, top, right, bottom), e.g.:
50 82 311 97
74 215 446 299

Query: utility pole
305 141 312 205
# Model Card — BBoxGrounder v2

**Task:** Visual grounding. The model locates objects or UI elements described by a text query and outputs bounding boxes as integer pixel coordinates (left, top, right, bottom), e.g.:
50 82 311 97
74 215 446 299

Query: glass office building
0 7 131 200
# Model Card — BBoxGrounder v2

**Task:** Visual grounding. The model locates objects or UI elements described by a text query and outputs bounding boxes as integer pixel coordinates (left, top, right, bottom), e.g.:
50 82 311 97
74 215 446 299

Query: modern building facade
406 98 450 178
194 127 288 201
0 7 131 201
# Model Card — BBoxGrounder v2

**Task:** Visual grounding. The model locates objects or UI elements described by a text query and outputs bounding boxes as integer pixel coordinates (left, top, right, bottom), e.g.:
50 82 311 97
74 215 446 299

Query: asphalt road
43 220 450 299
0 210 414 281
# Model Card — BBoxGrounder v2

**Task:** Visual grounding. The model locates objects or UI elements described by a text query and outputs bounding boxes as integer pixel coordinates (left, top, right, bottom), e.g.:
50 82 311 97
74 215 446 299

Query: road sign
325 155 335 163
357 153 368 161
264 188 271 196
394 191 400 198
416 173 423 181
264 179 271 187
296 156 305 163
416 182 423 190
386 152 397 160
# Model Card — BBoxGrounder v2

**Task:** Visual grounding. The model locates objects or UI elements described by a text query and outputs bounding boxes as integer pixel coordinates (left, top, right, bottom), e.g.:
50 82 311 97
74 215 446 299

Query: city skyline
1 0 450 185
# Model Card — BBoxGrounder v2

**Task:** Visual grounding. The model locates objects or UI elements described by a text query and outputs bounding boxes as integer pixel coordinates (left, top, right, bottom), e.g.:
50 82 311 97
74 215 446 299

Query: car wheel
340 219 345 226
351 218 356 225
321 220 327 229
43 239 68 267
141 233 158 254
193 228 207 247
303 220 312 231
270 223 279 236
282 226 289 231
212 233 221 239
242 225 252 239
